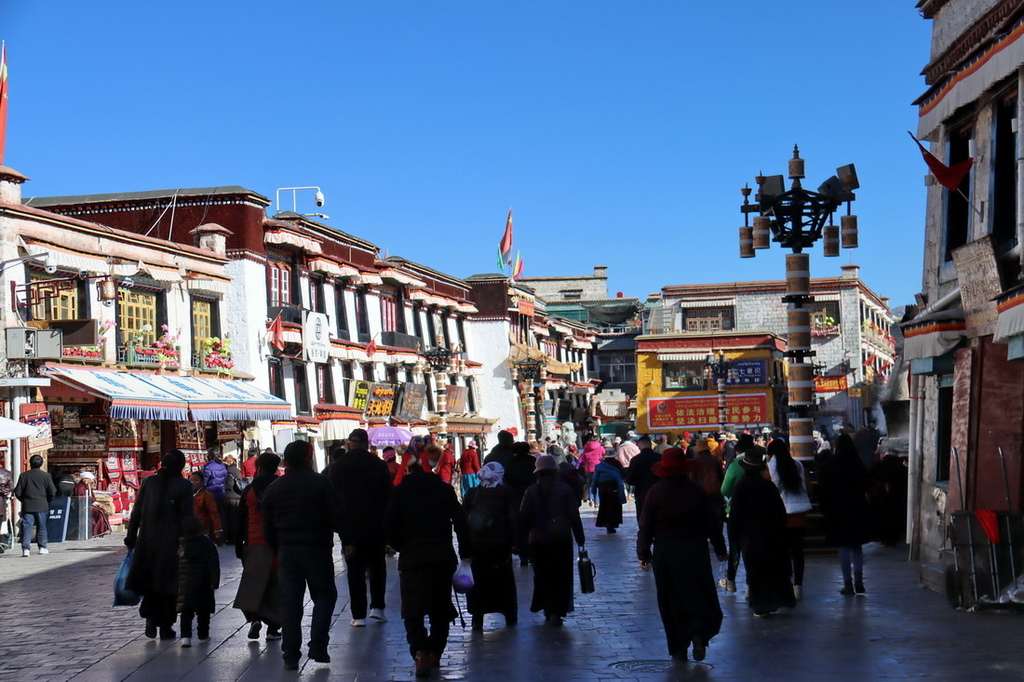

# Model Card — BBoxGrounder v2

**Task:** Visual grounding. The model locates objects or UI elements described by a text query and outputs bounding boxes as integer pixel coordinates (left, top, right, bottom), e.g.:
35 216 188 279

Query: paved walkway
2 506 1023 681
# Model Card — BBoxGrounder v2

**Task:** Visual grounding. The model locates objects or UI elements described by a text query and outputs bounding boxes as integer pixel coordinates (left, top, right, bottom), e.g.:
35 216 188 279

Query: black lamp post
424 346 452 443
739 146 859 461
703 350 735 434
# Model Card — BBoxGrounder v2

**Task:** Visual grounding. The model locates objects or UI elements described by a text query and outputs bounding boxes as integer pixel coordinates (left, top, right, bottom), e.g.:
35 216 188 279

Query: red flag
0 42 9 165
909 132 973 191
268 313 285 351
974 509 1001 544
498 208 513 265
365 336 377 357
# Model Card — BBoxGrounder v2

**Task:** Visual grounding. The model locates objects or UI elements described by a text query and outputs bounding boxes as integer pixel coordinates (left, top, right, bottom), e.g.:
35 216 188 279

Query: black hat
739 446 766 469
735 433 755 453
348 428 369 444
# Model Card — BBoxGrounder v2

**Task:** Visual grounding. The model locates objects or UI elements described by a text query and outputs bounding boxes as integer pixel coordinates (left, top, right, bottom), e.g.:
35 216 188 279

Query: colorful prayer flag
512 251 523 280
498 208 513 266
366 336 377 357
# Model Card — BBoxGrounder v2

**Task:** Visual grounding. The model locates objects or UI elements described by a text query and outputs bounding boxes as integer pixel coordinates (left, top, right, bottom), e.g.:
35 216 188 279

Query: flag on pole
366 335 377 357
268 313 285 351
909 131 973 191
512 251 523 280
0 42 9 165
497 208 513 268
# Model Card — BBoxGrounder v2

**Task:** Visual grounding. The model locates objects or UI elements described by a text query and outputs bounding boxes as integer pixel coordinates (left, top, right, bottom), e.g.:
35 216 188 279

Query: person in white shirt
765 438 813 600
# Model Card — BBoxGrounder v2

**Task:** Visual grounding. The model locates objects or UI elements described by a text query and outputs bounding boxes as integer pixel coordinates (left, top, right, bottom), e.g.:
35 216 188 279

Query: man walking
385 445 471 678
625 436 661 519
13 454 56 557
262 441 351 670
328 428 392 627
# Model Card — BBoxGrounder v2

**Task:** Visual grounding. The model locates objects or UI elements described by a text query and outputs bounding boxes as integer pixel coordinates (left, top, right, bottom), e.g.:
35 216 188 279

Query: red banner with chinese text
647 394 769 430
814 375 848 392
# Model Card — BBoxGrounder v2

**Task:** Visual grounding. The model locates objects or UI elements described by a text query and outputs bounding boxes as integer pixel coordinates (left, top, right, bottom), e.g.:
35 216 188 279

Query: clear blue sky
2 2 931 308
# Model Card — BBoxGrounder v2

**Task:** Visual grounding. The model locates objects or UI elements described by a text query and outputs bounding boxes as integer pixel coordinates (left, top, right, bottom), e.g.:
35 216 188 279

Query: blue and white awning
45 366 190 421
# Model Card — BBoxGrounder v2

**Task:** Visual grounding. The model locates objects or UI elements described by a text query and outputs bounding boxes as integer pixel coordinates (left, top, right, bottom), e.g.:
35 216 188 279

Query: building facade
906 0 1024 593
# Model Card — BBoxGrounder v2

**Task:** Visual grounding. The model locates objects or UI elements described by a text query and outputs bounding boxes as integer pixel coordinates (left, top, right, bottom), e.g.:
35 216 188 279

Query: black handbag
577 549 596 594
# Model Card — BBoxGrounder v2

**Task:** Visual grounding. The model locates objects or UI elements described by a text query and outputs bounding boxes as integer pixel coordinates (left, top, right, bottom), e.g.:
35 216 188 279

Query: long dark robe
728 467 796 615
818 453 871 547
637 476 726 658
462 484 518 616
519 474 586 617
592 460 625 530
125 470 194 627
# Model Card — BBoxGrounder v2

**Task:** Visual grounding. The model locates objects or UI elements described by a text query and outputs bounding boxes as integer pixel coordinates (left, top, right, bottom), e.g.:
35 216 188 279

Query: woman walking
728 447 796 616
637 448 727 663
818 433 871 595
233 452 283 641
459 441 482 499
125 450 194 639
519 455 586 627
766 438 813 600
591 451 626 534
461 462 519 629
578 436 605 506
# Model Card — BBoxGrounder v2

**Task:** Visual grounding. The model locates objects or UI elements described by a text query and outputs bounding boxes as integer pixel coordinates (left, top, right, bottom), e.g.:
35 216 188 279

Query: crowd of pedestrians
98 420 902 674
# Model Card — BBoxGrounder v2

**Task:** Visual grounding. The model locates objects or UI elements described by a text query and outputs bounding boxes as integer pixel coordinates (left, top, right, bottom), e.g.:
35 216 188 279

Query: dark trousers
404 615 450 659
725 522 741 582
278 545 337 663
784 526 806 586
344 542 387 619
180 609 211 638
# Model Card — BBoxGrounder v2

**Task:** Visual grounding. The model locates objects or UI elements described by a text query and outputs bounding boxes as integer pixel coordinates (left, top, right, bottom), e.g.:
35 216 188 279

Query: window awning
140 375 294 421
901 309 966 361
45 366 190 421
995 289 1024 343
657 353 708 363
43 366 293 422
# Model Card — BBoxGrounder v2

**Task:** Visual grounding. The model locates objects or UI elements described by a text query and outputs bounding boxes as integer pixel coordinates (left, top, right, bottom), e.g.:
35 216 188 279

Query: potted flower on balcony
812 315 840 337
61 319 115 362
199 336 234 374
130 325 180 369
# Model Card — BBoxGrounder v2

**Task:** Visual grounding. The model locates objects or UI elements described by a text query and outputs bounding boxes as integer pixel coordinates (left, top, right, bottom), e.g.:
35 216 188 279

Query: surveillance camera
102 299 114 307
314 190 325 207
45 263 57 275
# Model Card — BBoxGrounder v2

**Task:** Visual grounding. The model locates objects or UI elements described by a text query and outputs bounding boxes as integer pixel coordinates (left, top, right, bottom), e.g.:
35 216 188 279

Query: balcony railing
61 345 105 363
118 344 181 369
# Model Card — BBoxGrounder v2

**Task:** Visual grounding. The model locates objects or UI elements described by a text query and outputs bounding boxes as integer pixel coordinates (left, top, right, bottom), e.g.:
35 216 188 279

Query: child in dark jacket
177 516 221 647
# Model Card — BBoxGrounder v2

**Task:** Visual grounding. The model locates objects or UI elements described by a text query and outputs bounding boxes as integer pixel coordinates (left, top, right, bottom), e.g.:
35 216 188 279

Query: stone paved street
2 505 1023 681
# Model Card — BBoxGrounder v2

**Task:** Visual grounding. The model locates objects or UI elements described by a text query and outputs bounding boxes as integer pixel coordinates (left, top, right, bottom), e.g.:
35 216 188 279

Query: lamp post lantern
703 350 735 435
424 346 453 444
739 146 859 461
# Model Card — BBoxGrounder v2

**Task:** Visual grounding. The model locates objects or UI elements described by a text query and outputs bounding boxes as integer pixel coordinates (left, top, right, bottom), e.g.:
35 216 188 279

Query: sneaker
349 619 366 627
793 585 803 600
247 621 262 640
283 660 299 671
198 637 210 644
181 638 192 648
308 649 330 663
22 549 30 557
368 608 387 622
38 548 49 555
265 628 282 641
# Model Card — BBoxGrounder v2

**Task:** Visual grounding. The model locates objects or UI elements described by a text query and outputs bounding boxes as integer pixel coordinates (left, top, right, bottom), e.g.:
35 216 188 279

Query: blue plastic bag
113 551 141 607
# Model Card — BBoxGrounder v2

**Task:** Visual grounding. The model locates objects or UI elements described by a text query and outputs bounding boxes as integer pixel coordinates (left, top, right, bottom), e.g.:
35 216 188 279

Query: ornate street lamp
513 358 545 441
703 350 736 435
424 346 452 444
739 146 859 461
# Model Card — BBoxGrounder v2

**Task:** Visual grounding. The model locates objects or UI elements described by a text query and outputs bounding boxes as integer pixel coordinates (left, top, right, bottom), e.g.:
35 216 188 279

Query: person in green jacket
718 433 754 593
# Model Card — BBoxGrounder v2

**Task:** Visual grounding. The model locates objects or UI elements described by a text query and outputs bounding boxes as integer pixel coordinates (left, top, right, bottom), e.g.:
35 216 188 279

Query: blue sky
2 2 931 308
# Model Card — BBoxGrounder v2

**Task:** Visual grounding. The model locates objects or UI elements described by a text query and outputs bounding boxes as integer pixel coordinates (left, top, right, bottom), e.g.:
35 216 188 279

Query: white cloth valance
657 353 708 363
995 293 1024 343
265 230 323 255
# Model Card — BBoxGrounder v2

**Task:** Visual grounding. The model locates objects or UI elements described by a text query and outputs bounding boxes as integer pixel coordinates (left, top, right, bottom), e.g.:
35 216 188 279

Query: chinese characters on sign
814 375 848 392
647 394 769 430
724 360 768 386
364 383 398 417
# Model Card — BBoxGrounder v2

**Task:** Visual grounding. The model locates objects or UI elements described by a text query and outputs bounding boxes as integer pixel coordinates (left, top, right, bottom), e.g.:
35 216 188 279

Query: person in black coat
503 441 537 566
13 454 56 557
385 450 470 678
176 516 220 647
483 430 516 469
125 450 194 639
462 462 519 630
728 447 796 617
327 428 393 626
625 436 662 519
818 433 871 595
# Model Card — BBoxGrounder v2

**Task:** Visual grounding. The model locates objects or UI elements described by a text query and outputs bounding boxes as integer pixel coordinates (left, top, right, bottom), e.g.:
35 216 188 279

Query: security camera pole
738 146 859 462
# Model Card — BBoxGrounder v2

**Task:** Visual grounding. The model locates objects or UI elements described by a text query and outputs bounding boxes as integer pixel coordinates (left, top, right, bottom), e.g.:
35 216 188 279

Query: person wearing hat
381 446 400 481
625 436 661 520
727 447 796 617
73 471 112 538
458 440 482 498
519 454 586 627
328 428 393 627
384 441 471 678
719 433 754 593
637 448 727 663
591 449 626 534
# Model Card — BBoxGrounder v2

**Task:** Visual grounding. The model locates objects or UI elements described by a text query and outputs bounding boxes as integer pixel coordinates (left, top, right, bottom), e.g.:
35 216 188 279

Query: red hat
652 448 697 477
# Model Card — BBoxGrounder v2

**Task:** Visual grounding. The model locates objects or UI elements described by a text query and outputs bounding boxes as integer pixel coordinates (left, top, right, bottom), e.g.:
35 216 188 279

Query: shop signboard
303 312 331 364
20 403 52 453
815 375 849 392
647 393 768 430
350 381 371 412
394 383 428 421
725 359 768 386
445 385 468 413
365 383 398 418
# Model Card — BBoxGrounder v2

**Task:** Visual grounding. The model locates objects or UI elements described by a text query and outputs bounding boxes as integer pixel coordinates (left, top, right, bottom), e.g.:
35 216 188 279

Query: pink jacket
579 442 605 473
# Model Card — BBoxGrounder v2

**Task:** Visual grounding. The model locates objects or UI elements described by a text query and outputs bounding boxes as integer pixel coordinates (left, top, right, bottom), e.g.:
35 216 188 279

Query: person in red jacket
233 452 283 641
578 436 606 506
459 441 482 497
422 444 456 485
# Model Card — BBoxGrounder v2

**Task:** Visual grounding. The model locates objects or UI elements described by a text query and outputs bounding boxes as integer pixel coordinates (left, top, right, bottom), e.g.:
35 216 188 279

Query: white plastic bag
452 559 474 593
